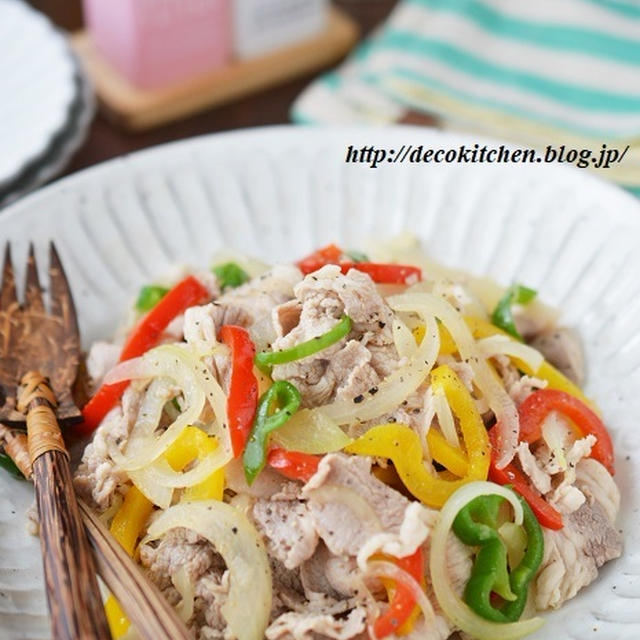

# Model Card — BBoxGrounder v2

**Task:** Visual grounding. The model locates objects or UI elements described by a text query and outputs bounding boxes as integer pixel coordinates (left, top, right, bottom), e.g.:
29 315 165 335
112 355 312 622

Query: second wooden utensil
0 244 110 640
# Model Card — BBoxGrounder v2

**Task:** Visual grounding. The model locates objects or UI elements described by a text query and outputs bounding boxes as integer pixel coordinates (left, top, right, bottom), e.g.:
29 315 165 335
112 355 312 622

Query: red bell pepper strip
297 244 422 284
297 244 343 274
488 427 563 530
373 546 425 639
218 325 258 457
518 389 615 475
80 276 210 435
267 448 321 483
337 262 421 284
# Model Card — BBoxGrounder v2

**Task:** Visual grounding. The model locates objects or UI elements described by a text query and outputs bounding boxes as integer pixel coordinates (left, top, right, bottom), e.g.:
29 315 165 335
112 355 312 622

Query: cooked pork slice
575 458 621 523
219 264 302 324
73 384 144 511
517 442 552 494
535 494 622 610
400 615 453 640
299 543 365 603
86 340 120 388
139 527 231 640
194 572 230 640
507 375 548 406
302 454 416 557
253 498 319 570
273 300 303 339
139 527 222 590
271 266 400 408
266 607 367 640
530 328 585 386
183 303 251 350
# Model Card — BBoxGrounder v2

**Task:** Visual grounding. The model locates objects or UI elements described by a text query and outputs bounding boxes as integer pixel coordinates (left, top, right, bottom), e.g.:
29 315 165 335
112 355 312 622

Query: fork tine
1 243 18 310
49 242 79 340
24 244 45 313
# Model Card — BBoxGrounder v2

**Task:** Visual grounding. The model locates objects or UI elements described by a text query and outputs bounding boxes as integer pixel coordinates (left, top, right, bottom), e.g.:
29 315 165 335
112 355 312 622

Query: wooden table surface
27 0 400 176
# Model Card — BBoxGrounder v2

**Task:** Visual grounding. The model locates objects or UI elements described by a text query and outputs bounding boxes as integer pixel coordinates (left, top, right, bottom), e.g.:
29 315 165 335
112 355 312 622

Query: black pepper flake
368 386 378 395
378 321 386 329
232 527 238 534
353 394 364 404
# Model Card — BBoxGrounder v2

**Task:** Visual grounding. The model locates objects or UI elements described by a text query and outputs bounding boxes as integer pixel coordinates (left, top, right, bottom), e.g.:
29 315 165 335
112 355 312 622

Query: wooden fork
0 243 192 640
0 243 110 640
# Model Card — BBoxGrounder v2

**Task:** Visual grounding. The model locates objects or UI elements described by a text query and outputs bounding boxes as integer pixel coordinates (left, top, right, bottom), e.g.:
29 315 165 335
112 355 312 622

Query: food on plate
68 236 621 640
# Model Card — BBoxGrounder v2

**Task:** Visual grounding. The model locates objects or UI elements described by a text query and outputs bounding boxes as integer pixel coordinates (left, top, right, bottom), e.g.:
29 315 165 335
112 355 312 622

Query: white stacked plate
0 127 639 638
0 0 94 208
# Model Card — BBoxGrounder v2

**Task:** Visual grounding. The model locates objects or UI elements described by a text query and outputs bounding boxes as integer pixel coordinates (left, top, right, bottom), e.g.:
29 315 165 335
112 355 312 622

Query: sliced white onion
540 411 571 473
390 292 519 468
430 481 543 640
271 409 352 453
107 376 176 470
118 344 229 472
392 313 418 359
129 445 231 508
103 356 150 385
316 312 440 425
143 501 272 640
477 336 544 375
433 387 459 448
364 560 435 633
172 565 195 623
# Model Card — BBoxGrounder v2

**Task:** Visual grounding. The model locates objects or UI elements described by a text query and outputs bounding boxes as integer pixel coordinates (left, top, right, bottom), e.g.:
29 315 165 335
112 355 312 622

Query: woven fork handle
18 372 110 640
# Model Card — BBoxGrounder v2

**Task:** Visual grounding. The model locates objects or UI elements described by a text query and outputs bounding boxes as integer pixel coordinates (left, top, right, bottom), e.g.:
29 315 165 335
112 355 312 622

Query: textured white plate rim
0 51 96 209
0 0 78 187
1 125 639 639
5 124 640 228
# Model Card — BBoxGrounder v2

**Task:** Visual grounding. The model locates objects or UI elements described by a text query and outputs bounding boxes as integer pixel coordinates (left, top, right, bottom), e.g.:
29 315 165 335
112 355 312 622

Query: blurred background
1 0 639 207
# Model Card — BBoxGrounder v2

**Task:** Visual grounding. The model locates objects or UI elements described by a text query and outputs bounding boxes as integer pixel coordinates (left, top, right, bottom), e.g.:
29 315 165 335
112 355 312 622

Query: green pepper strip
453 491 544 623
255 315 351 373
491 284 537 341
243 381 301 485
212 262 250 290
135 285 169 312
0 450 24 479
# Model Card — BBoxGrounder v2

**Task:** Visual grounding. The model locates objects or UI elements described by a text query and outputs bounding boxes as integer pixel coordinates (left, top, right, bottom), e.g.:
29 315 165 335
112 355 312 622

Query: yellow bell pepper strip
105 427 225 637
346 368 489 509
109 485 154 556
429 315 598 414
165 425 225 502
105 485 154 637
427 429 469 478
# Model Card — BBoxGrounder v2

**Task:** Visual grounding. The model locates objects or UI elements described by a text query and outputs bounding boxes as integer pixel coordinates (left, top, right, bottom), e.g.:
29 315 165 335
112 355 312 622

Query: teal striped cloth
292 0 640 190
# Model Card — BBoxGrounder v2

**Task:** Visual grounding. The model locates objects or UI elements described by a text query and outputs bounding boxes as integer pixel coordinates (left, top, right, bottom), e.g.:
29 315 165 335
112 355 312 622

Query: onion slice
271 409 352 453
433 387 459 448
172 566 195 623
477 336 544 374
430 481 543 640
143 501 272 640
364 560 436 636
390 293 519 468
118 344 229 471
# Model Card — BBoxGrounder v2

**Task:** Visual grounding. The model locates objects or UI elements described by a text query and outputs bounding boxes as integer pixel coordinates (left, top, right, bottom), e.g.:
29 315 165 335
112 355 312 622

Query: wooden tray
71 7 359 131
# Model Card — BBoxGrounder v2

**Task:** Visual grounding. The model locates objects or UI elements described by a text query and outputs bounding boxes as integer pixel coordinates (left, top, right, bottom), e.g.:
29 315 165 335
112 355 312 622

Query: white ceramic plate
0 52 95 210
0 126 639 639
0 0 79 191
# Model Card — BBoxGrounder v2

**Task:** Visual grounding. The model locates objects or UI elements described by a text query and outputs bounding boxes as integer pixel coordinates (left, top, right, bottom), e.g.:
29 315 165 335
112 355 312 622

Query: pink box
83 0 231 89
